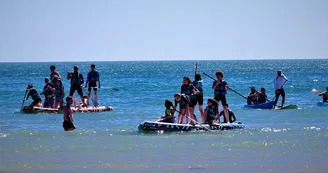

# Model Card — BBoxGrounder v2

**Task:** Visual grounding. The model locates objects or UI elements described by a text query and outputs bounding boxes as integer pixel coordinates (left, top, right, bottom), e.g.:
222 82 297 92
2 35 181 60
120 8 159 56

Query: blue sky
0 0 327 62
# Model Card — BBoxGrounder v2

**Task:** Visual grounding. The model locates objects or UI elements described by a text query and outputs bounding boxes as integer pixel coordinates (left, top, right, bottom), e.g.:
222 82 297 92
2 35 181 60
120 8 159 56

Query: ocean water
0 60 327 173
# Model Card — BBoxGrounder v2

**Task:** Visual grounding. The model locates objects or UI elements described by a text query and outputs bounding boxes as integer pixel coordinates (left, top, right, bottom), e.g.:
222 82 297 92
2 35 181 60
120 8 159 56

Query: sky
0 0 327 62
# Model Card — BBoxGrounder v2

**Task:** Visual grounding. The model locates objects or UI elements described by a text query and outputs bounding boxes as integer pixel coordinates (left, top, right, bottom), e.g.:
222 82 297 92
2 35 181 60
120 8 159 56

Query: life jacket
88 71 99 83
214 80 227 96
206 105 217 118
181 84 193 96
193 81 203 95
71 72 83 85
165 109 173 117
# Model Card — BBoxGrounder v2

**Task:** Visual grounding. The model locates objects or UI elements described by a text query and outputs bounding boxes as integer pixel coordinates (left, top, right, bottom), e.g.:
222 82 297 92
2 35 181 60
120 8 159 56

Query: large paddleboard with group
138 121 245 132
22 106 113 114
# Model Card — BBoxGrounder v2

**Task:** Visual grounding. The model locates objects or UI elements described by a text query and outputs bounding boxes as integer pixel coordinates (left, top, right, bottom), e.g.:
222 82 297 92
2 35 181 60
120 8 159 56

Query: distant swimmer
157 100 175 123
63 96 75 131
41 77 55 108
85 64 100 107
247 86 258 105
24 84 42 108
54 78 65 109
204 98 219 125
273 70 288 108
50 65 61 83
67 66 86 107
180 76 199 124
174 93 191 124
193 63 204 123
318 87 328 103
219 104 236 123
258 88 269 104
212 70 231 123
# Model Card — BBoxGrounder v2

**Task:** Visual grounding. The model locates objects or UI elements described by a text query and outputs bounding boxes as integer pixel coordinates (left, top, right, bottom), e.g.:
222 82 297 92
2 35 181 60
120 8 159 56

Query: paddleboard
244 101 274 109
22 106 113 113
317 101 328 107
275 104 298 110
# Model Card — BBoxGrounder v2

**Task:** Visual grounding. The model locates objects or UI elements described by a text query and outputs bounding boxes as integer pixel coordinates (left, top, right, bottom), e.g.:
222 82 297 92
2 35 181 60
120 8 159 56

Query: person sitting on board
258 88 269 104
85 64 100 107
219 104 237 123
41 77 55 108
67 65 87 107
273 70 288 108
50 65 61 83
247 86 258 105
63 96 75 131
24 84 42 109
204 98 219 125
54 78 65 109
193 70 205 123
212 70 231 123
318 87 328 103
157 100 176 123
181 76 199 124
174 93 191 124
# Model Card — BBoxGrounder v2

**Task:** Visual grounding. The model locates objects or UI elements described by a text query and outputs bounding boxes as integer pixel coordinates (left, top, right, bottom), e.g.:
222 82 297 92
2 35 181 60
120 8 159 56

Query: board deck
275 104 298 110
22 106 113 113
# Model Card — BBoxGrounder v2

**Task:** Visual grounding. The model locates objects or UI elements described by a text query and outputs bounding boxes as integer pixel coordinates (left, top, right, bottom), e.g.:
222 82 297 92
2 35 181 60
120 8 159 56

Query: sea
0 59 327 173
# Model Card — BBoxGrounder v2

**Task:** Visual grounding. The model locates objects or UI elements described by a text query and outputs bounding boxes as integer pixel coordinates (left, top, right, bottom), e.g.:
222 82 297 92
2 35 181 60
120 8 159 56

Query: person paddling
157 100 175 123
63 96 75 131
273 70 288 108
174 93 191 124
24 84 42 109
212 70 231 123
193 63 204 123
204 98 219 125
318 87 328 102
67 66 86 107
247 86 258 105
85 64 100 107
219 104 236 123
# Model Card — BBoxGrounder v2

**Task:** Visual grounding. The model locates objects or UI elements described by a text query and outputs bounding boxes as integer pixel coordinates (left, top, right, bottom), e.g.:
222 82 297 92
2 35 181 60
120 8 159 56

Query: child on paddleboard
174 93 191 124
63 96 75 131
157 100 175 123
24 84 42 109
204 98 219 125
219 104 237 123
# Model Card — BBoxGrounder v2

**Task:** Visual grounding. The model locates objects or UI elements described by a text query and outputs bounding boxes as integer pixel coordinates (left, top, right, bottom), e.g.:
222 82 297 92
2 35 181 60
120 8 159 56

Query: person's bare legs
199 105 204 123
178 108 185 124
223 105 230 123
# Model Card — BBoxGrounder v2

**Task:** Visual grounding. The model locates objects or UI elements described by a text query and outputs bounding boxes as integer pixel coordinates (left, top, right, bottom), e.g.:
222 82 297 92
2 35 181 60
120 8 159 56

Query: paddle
174 109 211 132
202 72 250 100
21 85 29 110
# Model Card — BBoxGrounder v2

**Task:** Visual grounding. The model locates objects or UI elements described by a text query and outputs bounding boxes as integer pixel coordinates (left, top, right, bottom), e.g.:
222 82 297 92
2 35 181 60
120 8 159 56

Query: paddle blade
312 89 320 93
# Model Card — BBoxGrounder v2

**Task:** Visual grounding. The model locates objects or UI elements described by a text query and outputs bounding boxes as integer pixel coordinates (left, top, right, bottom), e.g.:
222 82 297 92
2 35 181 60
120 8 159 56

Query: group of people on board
158 63 236 125
24 64 101 110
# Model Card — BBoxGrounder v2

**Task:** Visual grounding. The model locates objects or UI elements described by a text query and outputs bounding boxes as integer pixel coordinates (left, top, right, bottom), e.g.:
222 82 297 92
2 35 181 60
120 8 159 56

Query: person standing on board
63 96 75 131
174 93 191 124
85 64 101 107
318 87 328 102
273 70 288 108
193 63 205 123
41 77 55 108
180 76 198 124
212 70 231 123
50 65 61 83
54 78 65 109
67 65 86 107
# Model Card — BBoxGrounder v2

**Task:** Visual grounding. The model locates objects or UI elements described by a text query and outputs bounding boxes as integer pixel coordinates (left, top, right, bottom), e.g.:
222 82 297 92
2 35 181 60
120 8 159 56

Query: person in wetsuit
212 70 231 123
204 98 219 125
67 65 86 107
85 64 101 107
157 100 175 123
219 104 236 123
24 84 42 109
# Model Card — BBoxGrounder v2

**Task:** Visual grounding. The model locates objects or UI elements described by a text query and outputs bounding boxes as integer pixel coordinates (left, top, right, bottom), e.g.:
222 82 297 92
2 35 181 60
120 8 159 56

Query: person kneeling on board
24 84 42 109
219 104 237 123
157 100 175 123
318 87 328 103
257 88 269 104
204 98 219 125
63 96 75 131
247 86 258 105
